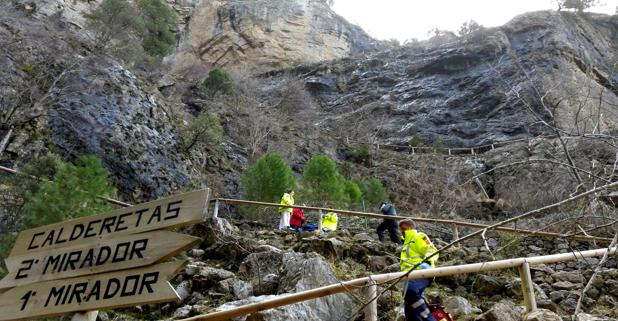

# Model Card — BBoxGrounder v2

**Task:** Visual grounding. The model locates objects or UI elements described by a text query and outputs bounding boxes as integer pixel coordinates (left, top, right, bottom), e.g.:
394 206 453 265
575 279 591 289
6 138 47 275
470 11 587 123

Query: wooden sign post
0 231 200 289
9 189 209 257
0 189 210 321
0 261 186 321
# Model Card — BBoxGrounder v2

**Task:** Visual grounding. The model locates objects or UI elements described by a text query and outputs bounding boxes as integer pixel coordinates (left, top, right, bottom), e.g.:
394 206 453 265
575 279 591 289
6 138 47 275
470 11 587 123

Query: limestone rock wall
284 11 618 147
173 0 382 74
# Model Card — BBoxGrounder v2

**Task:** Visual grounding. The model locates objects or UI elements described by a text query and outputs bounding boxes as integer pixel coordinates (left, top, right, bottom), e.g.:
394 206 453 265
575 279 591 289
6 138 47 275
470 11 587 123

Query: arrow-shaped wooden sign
0 231 199 289
9 189 209 257
0 260 186 321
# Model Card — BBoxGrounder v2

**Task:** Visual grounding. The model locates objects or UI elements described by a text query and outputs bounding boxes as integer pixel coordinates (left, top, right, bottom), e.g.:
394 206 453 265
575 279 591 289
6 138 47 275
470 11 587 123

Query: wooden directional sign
0 230 200 289
0 260 186 321
9 189 209 257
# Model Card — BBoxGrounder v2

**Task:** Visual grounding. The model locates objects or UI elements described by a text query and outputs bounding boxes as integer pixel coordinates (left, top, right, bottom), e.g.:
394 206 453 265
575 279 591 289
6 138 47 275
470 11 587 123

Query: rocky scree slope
280 11 618 147
100 217 618 321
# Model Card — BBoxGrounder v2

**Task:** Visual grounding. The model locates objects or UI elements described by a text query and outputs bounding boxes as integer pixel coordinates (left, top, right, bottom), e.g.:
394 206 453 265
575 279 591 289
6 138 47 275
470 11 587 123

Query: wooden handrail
179 247 617 321
343 134 567 156
213 198 613 243
0 164 610 242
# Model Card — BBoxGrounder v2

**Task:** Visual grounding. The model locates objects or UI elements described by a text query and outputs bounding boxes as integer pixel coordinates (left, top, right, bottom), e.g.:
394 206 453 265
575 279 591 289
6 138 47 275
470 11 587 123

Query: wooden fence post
452 224 459 242
0 128 12 156
317 210 323 234
72 311 98 321
213 199 220 218
364 279 378 321
518 261 537 313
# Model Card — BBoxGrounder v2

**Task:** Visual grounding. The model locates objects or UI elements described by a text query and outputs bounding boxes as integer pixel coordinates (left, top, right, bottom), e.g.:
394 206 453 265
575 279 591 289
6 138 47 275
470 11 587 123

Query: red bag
428 303 455 321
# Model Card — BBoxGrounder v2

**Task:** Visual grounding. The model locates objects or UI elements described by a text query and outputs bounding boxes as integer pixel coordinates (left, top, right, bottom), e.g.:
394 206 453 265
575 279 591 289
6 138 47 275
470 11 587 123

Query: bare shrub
224 71 319 160
383 154 482 217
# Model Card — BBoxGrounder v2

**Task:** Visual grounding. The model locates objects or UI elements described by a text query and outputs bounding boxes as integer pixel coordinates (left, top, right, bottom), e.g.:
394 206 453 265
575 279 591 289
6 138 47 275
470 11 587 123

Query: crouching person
321 211 338 232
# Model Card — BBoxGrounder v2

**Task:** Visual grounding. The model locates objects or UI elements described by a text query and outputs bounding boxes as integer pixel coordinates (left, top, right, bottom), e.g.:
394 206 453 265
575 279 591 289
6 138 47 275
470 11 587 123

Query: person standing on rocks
377 202 402 244
399 219 439 321
278 189 295 230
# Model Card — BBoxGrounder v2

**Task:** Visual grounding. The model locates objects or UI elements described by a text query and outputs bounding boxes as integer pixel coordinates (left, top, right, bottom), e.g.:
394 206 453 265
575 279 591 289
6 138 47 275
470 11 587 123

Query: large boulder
239 247 283 278
293 237 348 260
217 252 355 321
474 300 522 321
196 218 255 267
575 313 618 321
277 252 355 320
525 309 562 321
473 275 504 296
215 295 316 321
216 278 253 300
505 277 548 301
365 255 399 272
605 279 618 296
444 296 476 317
190 264 236 291
552 281 581 291
551 271 584 283
238 246 284 296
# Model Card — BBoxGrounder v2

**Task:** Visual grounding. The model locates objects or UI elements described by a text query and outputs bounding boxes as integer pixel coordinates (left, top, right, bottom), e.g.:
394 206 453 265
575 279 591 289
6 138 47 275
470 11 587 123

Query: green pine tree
241 153 296 203
360 177 387 208
0 155 115 272
302 155 346 206
137 0 178 57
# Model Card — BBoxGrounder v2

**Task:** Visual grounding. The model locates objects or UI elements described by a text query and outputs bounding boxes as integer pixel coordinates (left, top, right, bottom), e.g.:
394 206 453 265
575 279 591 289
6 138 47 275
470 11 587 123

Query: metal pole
72 311 98 321
364 279 378 321
518 261 537 312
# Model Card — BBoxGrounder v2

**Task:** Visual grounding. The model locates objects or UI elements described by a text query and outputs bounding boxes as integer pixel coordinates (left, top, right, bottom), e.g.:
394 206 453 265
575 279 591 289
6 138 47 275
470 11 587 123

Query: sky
331 0 618 42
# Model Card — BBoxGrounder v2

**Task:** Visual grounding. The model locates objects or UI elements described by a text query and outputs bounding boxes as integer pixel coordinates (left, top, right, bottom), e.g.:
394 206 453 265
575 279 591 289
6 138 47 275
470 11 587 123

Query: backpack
428 303 455 321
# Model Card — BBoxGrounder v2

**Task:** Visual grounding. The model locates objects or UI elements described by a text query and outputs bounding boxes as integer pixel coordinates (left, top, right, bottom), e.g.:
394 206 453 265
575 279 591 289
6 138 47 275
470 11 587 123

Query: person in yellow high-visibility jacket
321 211 338 232
278 190 294 230
399 219 438 321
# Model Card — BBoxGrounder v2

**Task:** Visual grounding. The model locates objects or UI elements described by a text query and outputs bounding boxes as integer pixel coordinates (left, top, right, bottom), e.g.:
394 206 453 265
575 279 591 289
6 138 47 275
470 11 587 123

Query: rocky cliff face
172 0 383 74
285 11 618 147
0 5 191 201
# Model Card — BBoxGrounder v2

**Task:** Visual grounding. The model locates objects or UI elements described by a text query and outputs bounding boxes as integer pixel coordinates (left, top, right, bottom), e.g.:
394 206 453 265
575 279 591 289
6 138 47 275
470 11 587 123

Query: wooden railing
179 247 618 321
0 161 610 242
343 135 543 156
210 198 613 243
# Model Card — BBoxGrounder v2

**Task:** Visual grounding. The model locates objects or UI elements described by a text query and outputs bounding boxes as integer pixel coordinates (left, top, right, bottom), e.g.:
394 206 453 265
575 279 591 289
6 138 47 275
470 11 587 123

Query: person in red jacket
290 207 306 229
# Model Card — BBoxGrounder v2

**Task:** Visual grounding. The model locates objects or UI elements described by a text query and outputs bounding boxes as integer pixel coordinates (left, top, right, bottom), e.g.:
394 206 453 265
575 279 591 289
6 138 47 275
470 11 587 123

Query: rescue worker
377 202 402 244
321 211 338 232
278 190 295 230
399 219 438 321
